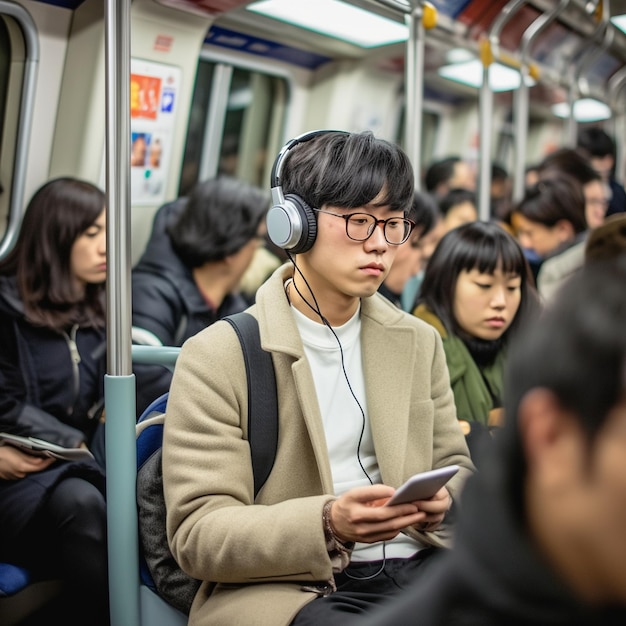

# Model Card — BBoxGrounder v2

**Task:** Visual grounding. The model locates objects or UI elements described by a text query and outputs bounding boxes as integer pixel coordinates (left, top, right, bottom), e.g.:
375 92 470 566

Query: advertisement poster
130 59 182 205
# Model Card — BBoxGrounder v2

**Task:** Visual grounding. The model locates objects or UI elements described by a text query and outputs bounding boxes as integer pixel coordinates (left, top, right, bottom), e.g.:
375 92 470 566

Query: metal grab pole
565 0 609 147
104 1 138 625
404 2 437 189
478 0 526 221
512 0 570 202
405 2 424 187
478 43 493 222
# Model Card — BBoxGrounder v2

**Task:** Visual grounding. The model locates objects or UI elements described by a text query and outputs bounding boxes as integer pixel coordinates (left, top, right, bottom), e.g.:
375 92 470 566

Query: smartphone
384 465 459 506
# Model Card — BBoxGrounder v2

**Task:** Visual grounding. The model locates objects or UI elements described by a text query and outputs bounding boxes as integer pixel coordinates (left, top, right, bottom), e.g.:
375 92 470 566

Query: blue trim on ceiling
431 0 473 19
205 25 332 70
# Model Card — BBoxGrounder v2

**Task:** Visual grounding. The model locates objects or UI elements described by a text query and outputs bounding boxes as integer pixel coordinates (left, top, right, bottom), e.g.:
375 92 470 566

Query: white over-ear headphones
266 130 349 253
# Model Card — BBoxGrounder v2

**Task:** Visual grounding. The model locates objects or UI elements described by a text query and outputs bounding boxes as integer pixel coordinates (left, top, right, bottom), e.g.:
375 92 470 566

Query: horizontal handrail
131 345 181 368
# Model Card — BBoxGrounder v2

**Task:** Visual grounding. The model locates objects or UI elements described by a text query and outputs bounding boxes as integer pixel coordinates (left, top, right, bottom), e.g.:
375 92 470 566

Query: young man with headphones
162 130 474 625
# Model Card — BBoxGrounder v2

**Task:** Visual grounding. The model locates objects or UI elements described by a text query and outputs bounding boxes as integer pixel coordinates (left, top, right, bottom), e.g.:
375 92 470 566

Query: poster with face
130 59 181 205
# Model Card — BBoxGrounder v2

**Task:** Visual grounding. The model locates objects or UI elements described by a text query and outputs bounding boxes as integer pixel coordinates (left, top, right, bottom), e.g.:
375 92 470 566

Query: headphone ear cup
266 194 317 254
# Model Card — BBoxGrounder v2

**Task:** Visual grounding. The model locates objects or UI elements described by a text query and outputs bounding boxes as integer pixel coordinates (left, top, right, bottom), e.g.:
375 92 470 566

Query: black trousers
8 476 110 626
290 547 443 624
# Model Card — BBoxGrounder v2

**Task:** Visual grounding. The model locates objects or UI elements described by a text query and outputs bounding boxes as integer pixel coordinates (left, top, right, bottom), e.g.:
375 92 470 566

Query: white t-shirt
290 301 423 561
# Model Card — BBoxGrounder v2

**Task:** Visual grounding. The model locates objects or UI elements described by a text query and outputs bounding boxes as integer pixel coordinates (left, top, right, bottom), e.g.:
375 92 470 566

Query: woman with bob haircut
0 177 109 625
413 221 540 463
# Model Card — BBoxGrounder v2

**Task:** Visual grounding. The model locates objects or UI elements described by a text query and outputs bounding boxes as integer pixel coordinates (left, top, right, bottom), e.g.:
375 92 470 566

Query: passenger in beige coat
163 130 474 626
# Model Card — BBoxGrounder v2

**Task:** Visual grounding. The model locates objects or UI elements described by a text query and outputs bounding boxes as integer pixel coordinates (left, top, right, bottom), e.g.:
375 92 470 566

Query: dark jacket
413 305 506 427
0 275 107 537
413 304 506 467
354 438 626 626
131 200 248 415
0 275 106 448
606 178 626 217
377 282 402 309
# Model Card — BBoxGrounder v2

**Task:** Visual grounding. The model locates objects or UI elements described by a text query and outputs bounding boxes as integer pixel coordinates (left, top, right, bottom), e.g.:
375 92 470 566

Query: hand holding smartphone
384 465 459 506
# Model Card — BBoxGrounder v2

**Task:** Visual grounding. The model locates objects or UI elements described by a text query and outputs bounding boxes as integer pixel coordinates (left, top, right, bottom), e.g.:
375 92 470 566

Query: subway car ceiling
27 0 626 120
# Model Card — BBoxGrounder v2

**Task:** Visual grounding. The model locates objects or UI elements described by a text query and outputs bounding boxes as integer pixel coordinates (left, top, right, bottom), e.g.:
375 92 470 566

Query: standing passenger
131 175 269 415
162 130 474 626
413 221 539 465
0 177 109 625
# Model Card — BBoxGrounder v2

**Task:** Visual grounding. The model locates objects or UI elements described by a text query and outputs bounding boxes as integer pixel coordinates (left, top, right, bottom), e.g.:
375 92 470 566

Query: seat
0 562 62 626
136 393 188 626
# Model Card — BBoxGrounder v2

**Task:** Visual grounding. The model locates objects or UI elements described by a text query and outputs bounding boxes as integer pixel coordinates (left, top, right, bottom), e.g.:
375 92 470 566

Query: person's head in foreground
353 255 626 625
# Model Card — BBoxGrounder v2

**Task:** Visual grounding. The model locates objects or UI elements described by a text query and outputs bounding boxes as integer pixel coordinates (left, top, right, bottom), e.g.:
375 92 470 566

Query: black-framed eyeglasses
312 208 414 245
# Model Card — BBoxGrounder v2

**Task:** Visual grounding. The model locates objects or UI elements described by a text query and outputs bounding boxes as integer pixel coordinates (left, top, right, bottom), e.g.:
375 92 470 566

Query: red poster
130 74 162 120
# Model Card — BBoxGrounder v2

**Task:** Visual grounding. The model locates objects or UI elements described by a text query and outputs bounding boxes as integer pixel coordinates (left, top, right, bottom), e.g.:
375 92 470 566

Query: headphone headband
270 129 349 206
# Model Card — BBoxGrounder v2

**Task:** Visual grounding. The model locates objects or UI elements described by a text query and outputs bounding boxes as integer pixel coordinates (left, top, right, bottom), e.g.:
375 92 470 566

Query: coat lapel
360 299 416 488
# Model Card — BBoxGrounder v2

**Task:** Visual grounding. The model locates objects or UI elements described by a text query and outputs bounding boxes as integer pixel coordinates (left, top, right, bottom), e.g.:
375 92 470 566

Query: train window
178 61 215 196
179 58 289 196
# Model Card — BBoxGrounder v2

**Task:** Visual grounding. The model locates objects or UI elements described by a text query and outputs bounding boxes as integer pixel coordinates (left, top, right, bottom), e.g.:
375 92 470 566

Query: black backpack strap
224 312 278 497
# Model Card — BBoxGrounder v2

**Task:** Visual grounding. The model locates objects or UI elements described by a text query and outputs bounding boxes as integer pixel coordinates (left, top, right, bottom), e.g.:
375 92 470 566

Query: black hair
514 175 587 234
168 176 269 268
424 156 461 194
500 256 626 506
538 147 601 186
491 163 509 181
410 191 440 237
576 126 616 160
438 188 477 217
418 221 539 339
280 130 414 217
0 177 106 329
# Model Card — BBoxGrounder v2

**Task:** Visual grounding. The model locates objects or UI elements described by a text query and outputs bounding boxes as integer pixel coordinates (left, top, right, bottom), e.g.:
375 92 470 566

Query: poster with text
130 59 182 206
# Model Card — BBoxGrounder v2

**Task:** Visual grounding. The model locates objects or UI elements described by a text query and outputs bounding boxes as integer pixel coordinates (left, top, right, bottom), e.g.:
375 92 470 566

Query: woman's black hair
0 177 106 329
418 221 539 339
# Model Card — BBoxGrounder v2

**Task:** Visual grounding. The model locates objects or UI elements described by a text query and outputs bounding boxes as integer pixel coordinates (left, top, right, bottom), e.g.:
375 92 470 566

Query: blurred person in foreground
347 255 626 626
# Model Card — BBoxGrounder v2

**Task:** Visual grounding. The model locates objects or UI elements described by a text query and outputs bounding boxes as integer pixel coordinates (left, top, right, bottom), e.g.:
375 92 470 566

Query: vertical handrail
404 3 422 187
104 1 138 625
478 0 527 221
576 0 611 98
404 2 436 188
478 39 494 222
564 0 608 146
0 1 39 259
512 0 570 201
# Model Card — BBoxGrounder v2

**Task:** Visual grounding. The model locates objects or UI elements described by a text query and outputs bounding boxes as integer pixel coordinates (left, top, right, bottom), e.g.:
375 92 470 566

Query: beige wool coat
163 264 474 626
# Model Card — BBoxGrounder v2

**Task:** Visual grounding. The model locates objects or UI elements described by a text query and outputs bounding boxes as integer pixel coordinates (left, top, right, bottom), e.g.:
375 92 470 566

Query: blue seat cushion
0 562 32 597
